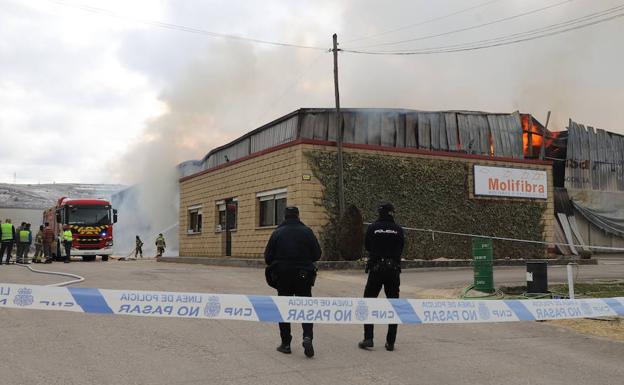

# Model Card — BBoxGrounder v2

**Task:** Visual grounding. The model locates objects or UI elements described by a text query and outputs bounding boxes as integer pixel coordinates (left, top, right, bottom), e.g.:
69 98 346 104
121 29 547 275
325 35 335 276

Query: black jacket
264 218 321 270
365 215 405 262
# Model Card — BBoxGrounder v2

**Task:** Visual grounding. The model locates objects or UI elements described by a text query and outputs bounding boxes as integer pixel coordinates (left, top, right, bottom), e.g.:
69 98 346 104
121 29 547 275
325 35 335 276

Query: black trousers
63 241 71 262
363 268 400 344
0 241 13 264
276 269 314 343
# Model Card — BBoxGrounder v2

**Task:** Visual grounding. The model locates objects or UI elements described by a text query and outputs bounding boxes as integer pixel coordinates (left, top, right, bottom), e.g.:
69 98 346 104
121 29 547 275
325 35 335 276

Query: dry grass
549 318 624 342
501 282 624 342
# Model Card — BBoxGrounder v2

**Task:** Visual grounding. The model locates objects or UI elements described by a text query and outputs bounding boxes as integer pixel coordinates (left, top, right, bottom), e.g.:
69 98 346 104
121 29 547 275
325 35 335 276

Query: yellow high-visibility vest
19 230 30 243
0 223 13 241
63 230 73 242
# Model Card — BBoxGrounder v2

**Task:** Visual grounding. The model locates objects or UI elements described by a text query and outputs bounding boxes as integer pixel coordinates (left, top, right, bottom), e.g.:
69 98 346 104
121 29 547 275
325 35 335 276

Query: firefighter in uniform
0 219 16 265
359 203 405 351
264 206 321 358
33 225 44 263
63 225 73 263
155 234 166 257
42 222 55 263
135 235 144 258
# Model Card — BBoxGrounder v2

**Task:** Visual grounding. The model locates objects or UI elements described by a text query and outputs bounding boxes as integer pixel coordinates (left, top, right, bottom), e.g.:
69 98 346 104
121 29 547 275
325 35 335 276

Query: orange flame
522 114 545 157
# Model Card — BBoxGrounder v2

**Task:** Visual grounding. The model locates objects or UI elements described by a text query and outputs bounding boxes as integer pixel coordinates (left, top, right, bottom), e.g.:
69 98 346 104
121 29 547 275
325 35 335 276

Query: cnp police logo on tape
13 288 34 307
478 302 491 320
204 296 221 317
355 300 369 321
580 302 593 316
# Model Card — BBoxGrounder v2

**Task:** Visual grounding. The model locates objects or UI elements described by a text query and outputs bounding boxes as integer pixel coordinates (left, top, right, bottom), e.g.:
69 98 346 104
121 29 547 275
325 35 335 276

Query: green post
472 238 494 293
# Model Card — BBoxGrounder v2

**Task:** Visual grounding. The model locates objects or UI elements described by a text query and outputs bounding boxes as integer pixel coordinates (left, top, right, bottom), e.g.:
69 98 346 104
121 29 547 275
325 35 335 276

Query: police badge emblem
477 302 491 320
204 296 221 317
355 300 369 322
580 301 593 317
13 288 34 307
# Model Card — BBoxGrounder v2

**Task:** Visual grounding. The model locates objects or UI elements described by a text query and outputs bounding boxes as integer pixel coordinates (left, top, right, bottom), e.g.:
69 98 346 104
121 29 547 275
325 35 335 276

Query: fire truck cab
44 197 118 262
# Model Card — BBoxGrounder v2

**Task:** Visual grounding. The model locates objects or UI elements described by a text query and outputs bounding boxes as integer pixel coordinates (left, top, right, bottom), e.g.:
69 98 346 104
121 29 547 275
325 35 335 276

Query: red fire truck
43 197 117 261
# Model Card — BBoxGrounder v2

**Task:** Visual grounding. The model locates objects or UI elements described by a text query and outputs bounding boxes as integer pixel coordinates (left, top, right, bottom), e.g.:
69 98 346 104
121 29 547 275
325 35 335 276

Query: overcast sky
1 0 623 184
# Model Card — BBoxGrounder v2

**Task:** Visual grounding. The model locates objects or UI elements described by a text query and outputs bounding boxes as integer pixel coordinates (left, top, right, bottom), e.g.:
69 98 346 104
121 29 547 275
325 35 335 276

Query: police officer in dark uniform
359 203 405 351
264 206 321 358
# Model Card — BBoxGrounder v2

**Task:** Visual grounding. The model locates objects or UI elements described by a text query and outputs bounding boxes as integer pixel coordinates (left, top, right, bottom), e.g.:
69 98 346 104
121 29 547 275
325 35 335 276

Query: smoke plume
109 0 624 254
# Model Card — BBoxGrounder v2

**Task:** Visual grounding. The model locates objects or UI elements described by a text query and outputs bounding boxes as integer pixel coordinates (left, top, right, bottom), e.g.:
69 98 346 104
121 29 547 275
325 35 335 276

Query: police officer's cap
378 202 395 214
284 206 299 218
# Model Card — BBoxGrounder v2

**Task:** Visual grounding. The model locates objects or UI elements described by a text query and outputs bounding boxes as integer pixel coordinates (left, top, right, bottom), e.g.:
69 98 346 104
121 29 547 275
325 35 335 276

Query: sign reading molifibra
474 165 547 199
1 283 623 324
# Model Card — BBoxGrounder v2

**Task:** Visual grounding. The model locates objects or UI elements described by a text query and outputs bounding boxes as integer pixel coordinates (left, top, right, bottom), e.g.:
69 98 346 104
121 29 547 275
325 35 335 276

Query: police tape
1 283 623 324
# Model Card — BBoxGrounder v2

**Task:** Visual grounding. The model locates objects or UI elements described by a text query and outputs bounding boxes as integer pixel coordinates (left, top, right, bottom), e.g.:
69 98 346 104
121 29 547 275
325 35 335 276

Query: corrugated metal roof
184 108 530 177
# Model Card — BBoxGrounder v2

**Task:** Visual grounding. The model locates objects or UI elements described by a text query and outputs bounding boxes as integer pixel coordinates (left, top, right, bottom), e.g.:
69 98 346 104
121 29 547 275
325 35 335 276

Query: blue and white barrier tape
1 283 622 324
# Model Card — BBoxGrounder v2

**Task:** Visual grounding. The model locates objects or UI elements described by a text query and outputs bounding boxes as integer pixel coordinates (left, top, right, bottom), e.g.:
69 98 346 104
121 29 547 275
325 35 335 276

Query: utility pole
333 33 345 216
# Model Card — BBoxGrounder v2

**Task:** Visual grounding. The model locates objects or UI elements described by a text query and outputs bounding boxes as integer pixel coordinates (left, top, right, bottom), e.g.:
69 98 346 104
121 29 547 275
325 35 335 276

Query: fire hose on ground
15 263 85 287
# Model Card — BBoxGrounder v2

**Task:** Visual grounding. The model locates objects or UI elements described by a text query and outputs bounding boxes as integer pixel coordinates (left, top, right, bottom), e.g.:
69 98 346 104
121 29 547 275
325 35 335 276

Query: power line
353 0 573 49
431 4 624 52
47 0 328 51
344 0 506 44
363 3 624 54
342 4 624 55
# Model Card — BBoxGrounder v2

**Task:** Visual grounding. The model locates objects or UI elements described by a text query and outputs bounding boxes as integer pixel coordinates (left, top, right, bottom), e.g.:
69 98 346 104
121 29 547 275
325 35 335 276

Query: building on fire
180 107 603 260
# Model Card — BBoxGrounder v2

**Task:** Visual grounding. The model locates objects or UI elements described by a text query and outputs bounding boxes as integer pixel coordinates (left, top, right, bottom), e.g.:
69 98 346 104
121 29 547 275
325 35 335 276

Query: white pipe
567 263 576 300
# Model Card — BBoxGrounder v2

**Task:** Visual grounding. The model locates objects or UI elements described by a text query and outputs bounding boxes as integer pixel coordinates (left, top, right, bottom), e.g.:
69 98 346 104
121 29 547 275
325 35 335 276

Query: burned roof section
565 119 624 192
186 108 539 176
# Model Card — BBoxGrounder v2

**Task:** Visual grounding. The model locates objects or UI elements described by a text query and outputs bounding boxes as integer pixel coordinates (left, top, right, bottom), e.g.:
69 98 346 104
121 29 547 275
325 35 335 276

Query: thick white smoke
109 0 624 255
110 39 329 255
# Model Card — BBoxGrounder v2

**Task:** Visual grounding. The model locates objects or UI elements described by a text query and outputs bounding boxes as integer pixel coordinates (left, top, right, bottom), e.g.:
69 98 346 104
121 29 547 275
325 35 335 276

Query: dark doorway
224 198 237 256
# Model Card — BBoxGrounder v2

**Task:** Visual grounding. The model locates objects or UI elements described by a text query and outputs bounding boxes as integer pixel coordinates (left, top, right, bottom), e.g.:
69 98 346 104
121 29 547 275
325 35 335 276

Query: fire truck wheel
101 255 109 262
82 256 96 262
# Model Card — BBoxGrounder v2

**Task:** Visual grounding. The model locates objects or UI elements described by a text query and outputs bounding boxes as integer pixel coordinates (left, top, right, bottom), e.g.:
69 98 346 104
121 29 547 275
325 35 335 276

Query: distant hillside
0 183 126 209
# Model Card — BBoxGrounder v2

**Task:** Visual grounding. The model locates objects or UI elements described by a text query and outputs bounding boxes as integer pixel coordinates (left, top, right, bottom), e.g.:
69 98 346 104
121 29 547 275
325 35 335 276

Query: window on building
187 206 202 234
257 189 287 227
217 203 225 231
216 199 237 231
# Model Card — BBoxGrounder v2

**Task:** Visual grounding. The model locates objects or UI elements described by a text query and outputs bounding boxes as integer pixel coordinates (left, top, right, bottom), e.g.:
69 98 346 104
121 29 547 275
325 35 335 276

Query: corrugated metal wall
566 120 624 192
251 115 298 153
566 121 624 191
196 109 527 173
202 116 298 170
204 138 250 169
299 109 524 158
